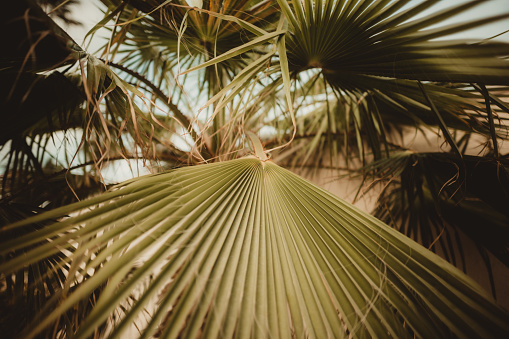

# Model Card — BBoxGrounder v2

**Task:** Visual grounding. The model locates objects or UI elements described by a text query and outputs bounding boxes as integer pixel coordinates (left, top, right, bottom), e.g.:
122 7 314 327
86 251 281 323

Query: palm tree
1 0 509 337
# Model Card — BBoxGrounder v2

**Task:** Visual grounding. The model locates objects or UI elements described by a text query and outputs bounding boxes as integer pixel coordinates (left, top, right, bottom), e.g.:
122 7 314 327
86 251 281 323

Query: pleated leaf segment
1 157 508 338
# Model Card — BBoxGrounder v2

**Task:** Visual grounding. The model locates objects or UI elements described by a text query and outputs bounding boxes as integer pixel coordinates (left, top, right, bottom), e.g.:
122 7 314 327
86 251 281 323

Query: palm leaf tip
2 158 509 338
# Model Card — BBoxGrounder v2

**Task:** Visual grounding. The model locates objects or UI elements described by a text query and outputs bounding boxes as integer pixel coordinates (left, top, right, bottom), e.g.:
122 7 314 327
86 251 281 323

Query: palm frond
2 157 508 338
363 152 509 270
281 0 509 84
0 201 107 338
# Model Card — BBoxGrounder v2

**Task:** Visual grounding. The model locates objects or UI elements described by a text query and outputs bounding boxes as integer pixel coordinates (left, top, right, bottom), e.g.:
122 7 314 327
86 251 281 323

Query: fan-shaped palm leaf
277 0 509 163
279 0 509 83
2 155 508 338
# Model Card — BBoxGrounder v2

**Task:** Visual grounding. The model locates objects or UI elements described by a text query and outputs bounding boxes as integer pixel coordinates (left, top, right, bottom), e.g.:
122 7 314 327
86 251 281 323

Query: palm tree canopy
2 0 509 338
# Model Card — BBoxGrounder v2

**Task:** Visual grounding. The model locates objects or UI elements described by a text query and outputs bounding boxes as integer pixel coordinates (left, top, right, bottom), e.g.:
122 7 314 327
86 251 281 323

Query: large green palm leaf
2 155 508 338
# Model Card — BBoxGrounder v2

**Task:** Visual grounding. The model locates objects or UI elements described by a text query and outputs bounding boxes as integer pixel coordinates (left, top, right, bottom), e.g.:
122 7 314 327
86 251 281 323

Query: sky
412 0 509 41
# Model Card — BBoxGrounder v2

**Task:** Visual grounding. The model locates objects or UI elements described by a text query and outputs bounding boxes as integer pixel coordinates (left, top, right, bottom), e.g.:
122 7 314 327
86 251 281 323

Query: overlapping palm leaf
94 0 282 158
0 201 107 338
101 0 278 73
273 0 509 163
178 0 509 166
0 1 197 236
363 152 509 269
279 0 509 83
0 54 164 203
